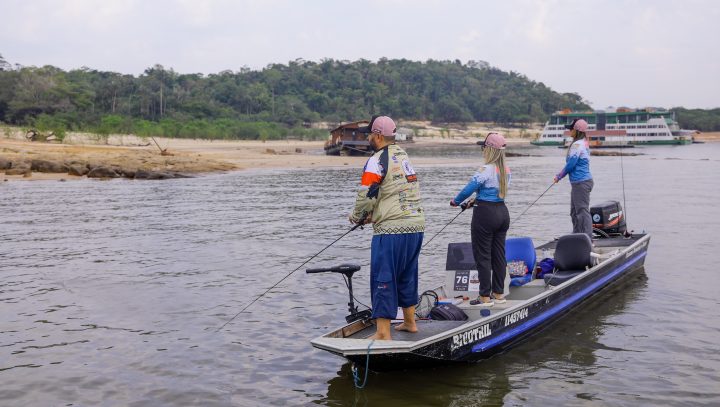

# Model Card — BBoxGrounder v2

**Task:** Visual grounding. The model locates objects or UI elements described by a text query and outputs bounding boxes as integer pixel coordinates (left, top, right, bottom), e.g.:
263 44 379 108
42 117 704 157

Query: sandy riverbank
694 131 720 142
2 128 716 182
0 131 506 181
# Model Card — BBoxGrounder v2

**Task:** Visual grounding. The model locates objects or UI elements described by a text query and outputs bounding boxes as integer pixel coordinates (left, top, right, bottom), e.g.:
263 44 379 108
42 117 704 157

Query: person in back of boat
450 132 510 307
349 115 426 341
553 118 594 240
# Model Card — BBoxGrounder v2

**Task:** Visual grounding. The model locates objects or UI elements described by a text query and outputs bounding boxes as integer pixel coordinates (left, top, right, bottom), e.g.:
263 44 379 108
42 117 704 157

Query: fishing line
421 203 469 248
422 183 555 251
215 216 367 332
619 144 628 224
510 182 555 227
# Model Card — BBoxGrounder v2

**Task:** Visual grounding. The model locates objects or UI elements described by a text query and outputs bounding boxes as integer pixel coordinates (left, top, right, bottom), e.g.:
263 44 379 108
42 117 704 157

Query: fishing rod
215 214 368 332
510 182 555 227
422 181 557 251
422 202 470 248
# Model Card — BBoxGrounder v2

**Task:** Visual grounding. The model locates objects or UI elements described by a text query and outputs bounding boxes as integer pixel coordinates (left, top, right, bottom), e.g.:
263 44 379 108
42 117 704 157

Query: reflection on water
1 144 719 406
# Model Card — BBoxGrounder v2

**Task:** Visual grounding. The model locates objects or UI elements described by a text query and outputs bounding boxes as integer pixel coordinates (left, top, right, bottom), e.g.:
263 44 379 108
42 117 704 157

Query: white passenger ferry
532 109 694 146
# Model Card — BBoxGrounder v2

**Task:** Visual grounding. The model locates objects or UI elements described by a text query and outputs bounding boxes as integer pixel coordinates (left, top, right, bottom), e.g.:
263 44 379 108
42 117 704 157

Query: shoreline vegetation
1 124 718 182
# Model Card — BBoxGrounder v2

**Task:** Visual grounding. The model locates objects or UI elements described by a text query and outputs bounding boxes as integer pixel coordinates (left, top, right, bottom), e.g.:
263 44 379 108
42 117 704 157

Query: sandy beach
0 130 504 181
2 127 717 182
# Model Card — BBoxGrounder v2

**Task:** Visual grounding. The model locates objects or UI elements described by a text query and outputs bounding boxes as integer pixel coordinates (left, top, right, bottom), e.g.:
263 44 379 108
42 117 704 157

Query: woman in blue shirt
553 119 593 240
450 133 510 307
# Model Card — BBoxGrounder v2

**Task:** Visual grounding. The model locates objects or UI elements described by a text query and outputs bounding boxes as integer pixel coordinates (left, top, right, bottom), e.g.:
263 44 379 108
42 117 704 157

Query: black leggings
470 201 510 297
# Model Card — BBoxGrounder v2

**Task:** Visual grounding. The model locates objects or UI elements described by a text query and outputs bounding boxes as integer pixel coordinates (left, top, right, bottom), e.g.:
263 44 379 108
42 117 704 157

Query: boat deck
312 233 650 361
537 234 642 250
347 280 547 340
344 236 647 341
350 319 467 341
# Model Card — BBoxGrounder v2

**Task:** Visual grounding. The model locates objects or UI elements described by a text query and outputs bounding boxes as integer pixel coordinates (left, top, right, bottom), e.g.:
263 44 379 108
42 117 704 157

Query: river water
1 143 719 406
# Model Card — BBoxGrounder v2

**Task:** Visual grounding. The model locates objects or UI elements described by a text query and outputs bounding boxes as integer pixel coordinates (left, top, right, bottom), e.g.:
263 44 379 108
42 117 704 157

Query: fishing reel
306 264 372 324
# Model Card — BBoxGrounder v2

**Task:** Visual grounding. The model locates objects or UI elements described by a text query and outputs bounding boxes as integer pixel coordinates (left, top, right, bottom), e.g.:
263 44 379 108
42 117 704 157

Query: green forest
0 54 718 140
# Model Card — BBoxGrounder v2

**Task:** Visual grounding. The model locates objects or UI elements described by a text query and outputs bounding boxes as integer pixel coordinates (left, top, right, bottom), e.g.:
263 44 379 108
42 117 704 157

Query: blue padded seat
505 237 536 286
544 233 593 286
505 237 536 273
447 238 537 272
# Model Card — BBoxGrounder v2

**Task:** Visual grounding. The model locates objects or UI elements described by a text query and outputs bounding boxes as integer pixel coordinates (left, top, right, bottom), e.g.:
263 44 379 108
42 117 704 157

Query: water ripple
1 144 719 405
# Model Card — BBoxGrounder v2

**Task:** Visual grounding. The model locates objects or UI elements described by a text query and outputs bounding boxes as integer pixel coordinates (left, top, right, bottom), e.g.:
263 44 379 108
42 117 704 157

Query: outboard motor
590 200 626 235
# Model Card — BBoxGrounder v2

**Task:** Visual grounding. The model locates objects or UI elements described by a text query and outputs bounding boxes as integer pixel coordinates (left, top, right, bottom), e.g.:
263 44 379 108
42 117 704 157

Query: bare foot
369 333 392 340
393 322 418 333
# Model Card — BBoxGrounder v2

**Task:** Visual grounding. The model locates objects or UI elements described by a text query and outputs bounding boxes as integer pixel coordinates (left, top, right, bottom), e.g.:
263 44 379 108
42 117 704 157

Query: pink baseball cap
358 115 396 137
565 118 588 132
478 132 506 150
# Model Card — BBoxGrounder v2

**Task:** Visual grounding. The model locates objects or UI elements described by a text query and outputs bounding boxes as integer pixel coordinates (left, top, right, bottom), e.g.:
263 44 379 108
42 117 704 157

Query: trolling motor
306 264 372 324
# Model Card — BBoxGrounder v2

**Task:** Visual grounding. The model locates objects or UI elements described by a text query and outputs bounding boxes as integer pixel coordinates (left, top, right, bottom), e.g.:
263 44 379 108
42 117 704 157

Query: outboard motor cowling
591 200 626 235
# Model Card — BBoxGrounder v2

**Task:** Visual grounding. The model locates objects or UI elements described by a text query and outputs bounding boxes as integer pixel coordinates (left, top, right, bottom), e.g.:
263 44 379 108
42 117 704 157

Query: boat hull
530 140 564 146
629 139 693 145
341 235 650 371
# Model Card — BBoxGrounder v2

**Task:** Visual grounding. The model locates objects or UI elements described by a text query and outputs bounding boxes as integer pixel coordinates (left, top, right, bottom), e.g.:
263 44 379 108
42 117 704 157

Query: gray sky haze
1 0 718 110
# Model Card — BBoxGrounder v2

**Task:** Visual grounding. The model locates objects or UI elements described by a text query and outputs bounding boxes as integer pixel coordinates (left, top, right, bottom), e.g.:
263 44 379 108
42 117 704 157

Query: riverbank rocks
134 170 183 179
87 166 120 178
1 141 228 180
2 160 193 180
5 162 31 175
67 163 89 176
31 159 68 173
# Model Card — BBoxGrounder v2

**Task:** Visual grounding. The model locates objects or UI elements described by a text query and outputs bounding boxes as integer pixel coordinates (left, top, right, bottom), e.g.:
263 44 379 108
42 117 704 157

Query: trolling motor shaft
306 264 372 323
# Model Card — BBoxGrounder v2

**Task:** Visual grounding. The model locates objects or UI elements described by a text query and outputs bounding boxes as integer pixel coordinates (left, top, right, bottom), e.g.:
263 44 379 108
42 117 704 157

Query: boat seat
506 237 536 283
544 233 593 286
445 242 510 297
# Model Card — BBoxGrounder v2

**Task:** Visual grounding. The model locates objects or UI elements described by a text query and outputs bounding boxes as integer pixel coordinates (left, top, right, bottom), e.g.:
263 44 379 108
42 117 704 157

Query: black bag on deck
429 303 468 321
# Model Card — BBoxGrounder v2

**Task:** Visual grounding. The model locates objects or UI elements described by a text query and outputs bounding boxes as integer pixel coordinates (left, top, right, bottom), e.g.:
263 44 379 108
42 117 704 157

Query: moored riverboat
324 121 373 156
533 108 694 146
324 121 415 156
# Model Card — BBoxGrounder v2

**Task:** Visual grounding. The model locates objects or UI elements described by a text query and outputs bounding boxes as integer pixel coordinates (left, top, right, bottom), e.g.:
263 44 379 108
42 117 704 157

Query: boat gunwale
310 233 651 357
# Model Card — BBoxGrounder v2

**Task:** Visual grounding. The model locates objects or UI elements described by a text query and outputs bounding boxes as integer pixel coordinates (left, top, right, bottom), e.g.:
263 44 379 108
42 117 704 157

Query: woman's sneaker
492 295 507 304
470 297 494 307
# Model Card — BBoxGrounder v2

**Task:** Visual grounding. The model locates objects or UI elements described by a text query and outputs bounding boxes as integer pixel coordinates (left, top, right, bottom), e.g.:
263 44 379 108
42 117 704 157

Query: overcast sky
1 0 718 110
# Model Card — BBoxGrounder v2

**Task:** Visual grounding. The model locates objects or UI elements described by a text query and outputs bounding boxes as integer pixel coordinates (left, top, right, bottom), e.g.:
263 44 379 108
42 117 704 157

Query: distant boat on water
532 108 696 146
324 121 413 156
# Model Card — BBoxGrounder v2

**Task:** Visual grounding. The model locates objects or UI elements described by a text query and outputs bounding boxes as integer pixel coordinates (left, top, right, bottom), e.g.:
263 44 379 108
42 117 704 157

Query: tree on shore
1 56 717 138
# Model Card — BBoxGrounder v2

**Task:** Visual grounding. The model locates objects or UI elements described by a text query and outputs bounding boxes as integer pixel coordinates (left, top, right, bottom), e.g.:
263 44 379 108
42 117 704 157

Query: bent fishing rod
423 183 555 249
215 214 368 332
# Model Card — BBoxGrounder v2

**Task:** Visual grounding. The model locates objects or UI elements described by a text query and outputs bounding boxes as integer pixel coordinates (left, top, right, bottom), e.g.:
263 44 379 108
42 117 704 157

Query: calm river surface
2 143 719 406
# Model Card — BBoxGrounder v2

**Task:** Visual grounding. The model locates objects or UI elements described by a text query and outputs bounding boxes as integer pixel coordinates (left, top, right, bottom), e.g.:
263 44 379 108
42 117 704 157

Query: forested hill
0 56 589 139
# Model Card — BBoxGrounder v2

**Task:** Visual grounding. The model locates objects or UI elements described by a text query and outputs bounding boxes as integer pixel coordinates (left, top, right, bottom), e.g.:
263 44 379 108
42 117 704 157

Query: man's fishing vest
351 144 425 235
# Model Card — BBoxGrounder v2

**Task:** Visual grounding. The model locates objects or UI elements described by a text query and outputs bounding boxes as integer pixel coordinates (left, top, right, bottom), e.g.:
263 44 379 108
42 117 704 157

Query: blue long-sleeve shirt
453 164 511 204
557 139 592 183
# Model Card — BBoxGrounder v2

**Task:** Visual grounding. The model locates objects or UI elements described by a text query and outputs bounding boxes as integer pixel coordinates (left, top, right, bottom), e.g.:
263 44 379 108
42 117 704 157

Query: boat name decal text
451 324 491 352
625 241 648 258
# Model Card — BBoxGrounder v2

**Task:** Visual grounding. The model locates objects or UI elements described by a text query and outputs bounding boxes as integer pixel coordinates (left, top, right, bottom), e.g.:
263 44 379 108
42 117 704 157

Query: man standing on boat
554 118 594 240
349 115 426 341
